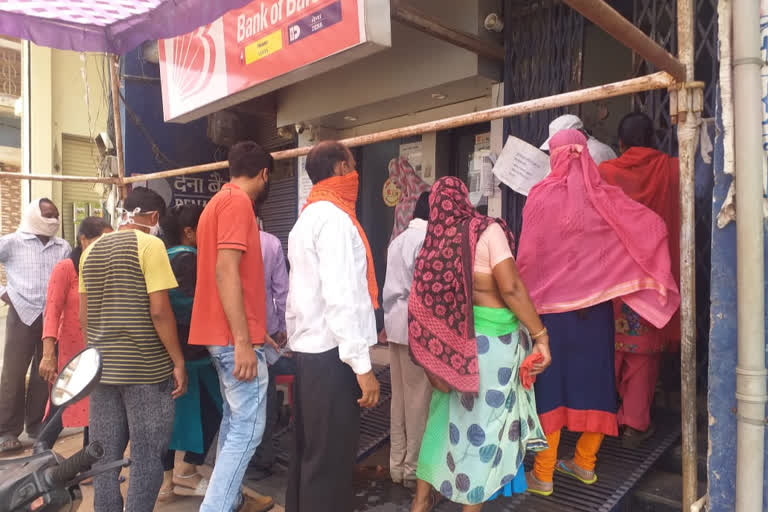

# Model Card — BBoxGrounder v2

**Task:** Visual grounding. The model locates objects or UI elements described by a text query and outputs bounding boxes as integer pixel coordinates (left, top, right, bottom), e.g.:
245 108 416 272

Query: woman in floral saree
408 177 551 511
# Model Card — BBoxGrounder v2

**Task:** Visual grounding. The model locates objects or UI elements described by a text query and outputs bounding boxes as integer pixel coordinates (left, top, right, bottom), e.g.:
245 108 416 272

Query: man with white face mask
79 186 187 512
0 198 70 453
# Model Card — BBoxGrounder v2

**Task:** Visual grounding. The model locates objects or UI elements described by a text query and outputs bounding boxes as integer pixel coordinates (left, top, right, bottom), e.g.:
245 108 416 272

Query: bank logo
162 18 226 118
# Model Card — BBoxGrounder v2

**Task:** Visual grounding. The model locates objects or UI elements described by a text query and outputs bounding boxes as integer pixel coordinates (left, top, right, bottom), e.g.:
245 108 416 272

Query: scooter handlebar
46 442 104 486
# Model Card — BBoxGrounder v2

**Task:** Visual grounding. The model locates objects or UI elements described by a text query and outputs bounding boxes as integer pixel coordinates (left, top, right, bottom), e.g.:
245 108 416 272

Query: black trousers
0 305 47 439
285 348 361 512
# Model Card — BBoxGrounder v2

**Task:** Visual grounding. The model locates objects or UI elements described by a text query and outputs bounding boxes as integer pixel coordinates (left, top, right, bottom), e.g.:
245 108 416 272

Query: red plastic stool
275 374 295 418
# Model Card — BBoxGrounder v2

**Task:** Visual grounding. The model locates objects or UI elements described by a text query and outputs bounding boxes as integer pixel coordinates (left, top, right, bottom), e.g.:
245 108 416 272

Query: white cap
539 114 584 151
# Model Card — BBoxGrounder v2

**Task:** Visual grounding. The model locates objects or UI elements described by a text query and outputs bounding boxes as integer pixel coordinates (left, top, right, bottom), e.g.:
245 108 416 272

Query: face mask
38 217 61 237
18 199 61 238
117 207 162 237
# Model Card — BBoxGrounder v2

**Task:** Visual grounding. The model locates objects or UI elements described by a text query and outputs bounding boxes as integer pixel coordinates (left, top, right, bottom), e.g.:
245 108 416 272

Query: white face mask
18 199 60 238
117 207 162 237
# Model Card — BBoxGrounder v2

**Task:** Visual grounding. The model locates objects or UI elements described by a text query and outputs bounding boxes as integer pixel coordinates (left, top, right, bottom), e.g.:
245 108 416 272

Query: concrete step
618 470 707 512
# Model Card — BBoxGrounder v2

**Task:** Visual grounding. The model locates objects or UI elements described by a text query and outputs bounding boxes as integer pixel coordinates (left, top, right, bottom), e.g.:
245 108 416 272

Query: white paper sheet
491 136 550 196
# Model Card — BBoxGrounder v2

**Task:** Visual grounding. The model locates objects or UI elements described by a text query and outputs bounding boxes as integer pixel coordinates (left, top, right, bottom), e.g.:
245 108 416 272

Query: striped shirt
0 232 71 325
79 229 178 385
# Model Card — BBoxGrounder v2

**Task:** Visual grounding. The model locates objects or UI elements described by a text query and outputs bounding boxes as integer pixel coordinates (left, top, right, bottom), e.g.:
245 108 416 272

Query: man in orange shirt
189 141 274 512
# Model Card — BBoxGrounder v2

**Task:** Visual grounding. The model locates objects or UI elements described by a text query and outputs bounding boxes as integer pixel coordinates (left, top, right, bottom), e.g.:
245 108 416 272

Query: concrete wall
29 44 53 203
707 95 768 511
276 0 499 126
27 45 109 209
51 49 109 169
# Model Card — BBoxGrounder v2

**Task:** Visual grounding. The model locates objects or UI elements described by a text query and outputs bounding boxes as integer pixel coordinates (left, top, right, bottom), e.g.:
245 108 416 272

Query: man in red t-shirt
189 141 274 512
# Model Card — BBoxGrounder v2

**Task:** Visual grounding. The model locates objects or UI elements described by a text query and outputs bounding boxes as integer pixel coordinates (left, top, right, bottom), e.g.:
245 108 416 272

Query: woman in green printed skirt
408 177 552 511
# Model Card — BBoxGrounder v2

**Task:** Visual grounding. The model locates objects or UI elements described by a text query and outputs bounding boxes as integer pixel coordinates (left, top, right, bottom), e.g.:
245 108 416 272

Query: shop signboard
159 0 391 123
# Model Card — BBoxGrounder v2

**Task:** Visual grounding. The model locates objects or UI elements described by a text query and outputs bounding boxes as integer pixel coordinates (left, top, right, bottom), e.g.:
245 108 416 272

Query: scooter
0 347 130 511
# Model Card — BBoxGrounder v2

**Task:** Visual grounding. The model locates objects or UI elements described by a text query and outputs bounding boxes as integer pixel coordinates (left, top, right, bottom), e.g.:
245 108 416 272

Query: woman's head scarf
516 129 679 328
389 157 431 242
408 176 514 393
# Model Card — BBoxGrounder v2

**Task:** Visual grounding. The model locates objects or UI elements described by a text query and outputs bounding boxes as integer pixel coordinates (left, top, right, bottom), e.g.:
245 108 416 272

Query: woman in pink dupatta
516 130 679 496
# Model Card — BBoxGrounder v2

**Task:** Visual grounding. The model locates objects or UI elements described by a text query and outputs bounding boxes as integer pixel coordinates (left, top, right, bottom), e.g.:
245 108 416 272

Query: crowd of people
0 111 681 512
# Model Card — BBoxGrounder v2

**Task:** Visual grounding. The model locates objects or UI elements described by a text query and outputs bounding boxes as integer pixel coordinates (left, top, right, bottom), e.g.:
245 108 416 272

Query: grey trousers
0 304 47 439
89 378 175 512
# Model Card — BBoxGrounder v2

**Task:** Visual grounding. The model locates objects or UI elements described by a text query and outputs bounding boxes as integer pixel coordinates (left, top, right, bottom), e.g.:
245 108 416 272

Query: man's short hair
124 186 166 217
305 141 349 185
618 112 655 149
229 141 273 178
413 191 430 221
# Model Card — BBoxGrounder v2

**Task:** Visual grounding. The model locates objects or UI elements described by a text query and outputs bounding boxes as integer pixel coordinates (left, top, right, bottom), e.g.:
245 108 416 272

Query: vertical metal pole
676 0 698 509
109 54 126 198
732 0 767 510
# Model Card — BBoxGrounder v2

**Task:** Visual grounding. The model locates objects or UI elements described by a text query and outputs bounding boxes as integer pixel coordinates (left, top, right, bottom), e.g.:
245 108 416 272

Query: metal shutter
259 156 297 258
61 135 102 244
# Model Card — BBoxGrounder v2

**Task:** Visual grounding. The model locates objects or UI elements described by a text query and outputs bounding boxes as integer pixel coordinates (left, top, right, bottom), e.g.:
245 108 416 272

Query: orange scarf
303 172 379 308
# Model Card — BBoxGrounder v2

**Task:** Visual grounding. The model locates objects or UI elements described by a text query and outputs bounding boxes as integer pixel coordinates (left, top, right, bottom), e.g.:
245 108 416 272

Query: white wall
277 0 499 126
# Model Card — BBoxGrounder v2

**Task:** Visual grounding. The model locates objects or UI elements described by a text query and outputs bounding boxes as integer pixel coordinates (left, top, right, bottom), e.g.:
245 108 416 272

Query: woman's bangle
530 327 548 340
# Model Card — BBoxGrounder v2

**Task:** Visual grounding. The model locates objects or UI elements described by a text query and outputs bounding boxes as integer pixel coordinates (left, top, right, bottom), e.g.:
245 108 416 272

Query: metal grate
632 0 678 155
434 413 681 511
632 0 719 154
273 365 394 466
502 0 585 242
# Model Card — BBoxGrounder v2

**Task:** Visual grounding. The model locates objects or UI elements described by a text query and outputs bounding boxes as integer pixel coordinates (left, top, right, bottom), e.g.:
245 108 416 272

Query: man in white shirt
381 191 432 489
539 114 618 165
0 198 70 453
285 141 380 512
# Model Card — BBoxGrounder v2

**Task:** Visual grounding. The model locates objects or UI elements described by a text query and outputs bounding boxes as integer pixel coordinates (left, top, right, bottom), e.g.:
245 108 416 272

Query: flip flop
555 459 597 485
525 471 553 497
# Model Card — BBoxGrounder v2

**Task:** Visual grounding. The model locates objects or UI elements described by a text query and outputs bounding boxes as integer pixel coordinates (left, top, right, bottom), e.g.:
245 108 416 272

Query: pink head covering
516 130 679 328
389 157 431 242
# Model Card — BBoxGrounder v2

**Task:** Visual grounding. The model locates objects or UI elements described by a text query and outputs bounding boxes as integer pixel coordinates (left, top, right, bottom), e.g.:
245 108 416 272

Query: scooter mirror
50 348 102 407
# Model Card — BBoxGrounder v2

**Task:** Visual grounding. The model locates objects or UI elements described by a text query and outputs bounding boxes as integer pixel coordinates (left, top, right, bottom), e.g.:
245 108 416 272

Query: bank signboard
159 0 391 122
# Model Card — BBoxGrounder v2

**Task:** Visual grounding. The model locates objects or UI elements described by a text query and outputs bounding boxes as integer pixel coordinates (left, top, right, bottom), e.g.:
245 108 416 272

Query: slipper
0 437 22 454
173 472 204 490
525 471 553 497
555 459 597 485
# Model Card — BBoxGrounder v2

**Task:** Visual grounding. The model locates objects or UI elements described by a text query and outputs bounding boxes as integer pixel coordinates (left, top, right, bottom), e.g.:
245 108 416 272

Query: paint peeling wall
707 87 768 511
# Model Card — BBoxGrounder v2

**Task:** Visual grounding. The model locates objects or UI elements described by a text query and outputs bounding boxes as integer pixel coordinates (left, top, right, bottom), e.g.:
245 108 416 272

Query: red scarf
303 172 379 308
599 147 681 341
408 177 514 393
517 130 679 328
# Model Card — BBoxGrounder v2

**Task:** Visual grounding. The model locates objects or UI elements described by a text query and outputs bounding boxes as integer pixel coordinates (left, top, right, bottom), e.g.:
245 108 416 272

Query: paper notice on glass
491 136 550 196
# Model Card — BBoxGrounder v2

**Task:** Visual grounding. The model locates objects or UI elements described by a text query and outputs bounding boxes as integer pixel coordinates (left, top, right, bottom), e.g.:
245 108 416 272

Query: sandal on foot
622 424 656 449
525 471 553 497
555 459 597 485
156 487 176 502
173 472 203 490
174 478 209 497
